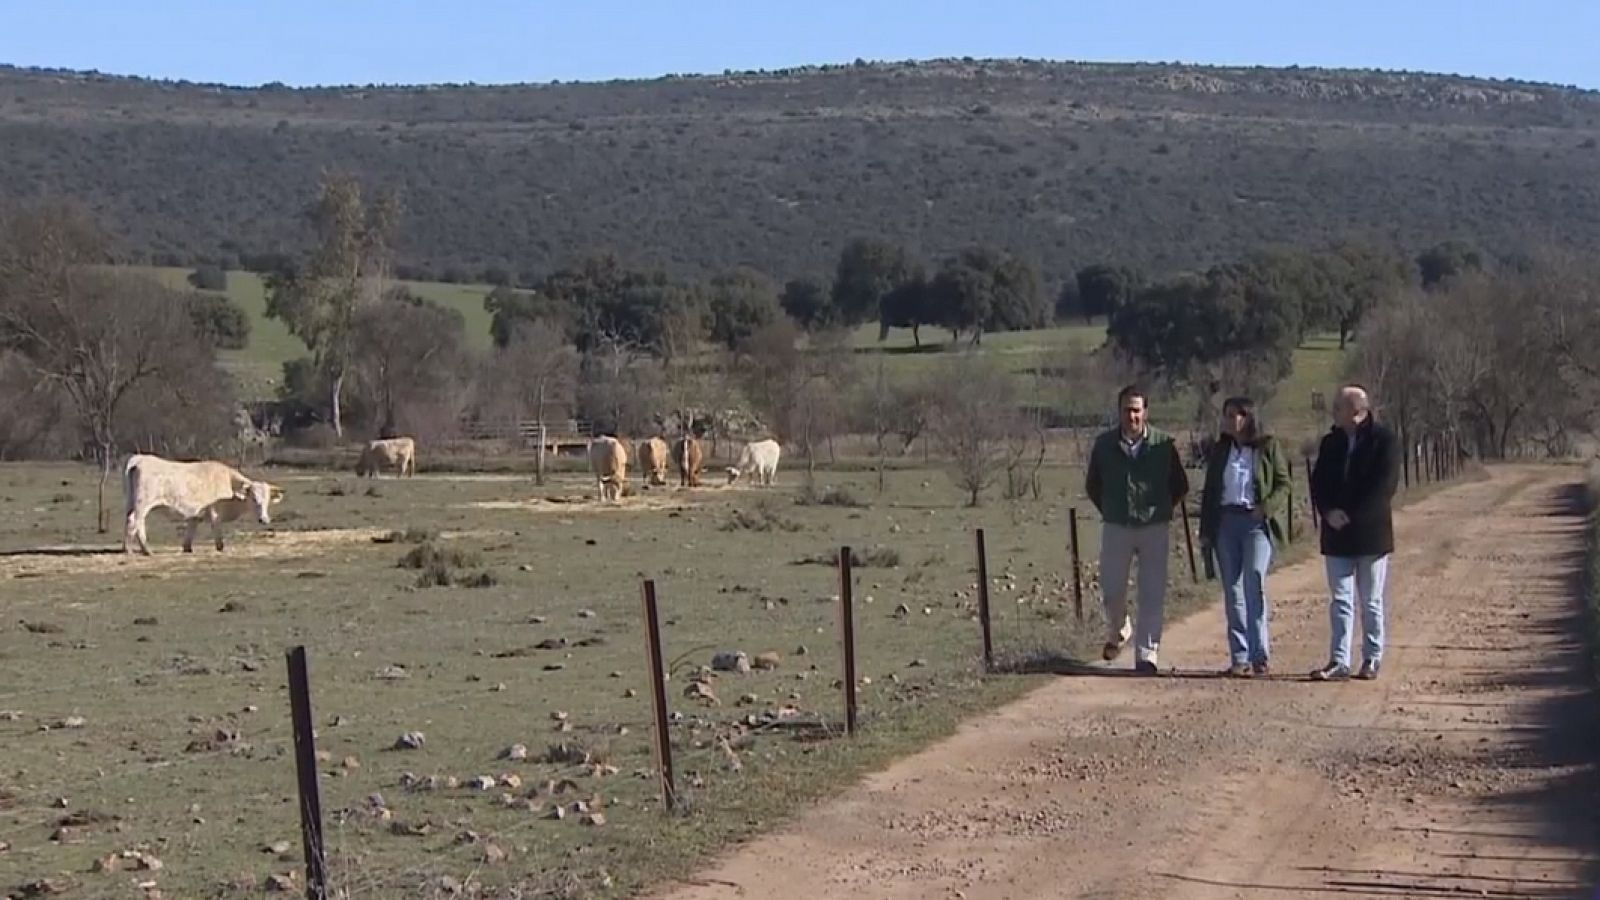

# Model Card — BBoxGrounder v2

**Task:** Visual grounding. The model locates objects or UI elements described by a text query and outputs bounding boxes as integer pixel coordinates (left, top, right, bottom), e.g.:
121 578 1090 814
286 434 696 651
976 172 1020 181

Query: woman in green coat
1198 397 1292 677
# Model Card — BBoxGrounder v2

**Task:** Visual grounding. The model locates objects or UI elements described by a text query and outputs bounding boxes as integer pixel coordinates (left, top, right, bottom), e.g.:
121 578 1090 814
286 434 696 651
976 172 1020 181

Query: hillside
4 59 1600 285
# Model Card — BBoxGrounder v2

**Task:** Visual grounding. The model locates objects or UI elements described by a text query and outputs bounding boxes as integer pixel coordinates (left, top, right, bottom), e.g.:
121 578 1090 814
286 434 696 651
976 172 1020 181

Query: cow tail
122 458 140 516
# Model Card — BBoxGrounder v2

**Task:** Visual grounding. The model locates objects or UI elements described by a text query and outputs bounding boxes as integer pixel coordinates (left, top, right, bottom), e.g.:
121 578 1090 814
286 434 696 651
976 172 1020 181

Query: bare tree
493 320 579 484
265 171 401 437
737 321 855 485
925 352 1020 507
576 330 663 439
349 288 470 439
0 203 225 530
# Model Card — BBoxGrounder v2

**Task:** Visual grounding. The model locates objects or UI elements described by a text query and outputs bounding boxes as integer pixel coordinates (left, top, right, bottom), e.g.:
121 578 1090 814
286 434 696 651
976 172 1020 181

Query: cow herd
586 433 783 503
118 432 785 554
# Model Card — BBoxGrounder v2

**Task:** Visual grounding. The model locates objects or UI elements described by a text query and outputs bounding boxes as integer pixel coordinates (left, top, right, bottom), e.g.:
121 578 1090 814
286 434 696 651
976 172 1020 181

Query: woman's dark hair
1223 396 1263 445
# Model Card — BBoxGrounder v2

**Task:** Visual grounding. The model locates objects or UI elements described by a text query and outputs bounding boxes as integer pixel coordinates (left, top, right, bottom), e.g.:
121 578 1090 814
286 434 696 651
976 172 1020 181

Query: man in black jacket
1308 384 1401 681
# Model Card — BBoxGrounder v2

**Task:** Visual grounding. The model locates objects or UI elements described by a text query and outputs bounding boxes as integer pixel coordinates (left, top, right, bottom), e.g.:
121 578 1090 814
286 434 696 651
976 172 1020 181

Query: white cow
355 436 416 477
588 435 628 503
726 439 782 487
123 454 284 556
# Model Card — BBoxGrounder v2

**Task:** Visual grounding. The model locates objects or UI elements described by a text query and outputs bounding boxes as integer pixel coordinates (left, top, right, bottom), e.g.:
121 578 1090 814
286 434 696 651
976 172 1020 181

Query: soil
651 466 1600 900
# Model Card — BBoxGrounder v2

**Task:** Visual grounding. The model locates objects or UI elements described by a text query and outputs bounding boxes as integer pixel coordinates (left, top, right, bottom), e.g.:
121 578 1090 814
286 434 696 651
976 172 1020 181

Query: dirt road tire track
652 466 1600 900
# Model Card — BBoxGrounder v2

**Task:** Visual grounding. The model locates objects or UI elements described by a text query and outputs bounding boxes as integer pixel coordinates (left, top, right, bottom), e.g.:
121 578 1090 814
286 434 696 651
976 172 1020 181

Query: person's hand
1325 509 1350 530
1250 507 1266 523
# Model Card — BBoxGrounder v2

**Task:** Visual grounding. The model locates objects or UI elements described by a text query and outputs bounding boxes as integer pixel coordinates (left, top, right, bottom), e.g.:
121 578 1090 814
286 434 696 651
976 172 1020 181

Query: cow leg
124 509 145 555
182 518 199 554
210 508 226 552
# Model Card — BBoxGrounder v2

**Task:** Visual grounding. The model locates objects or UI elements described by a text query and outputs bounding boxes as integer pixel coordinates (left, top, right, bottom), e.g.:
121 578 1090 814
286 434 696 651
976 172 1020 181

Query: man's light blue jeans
1215 509 1272 667
1325 554 1390 668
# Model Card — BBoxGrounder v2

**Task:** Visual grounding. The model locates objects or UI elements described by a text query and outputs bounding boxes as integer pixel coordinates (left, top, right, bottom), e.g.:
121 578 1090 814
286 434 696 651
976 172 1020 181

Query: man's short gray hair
1337 384 1371 412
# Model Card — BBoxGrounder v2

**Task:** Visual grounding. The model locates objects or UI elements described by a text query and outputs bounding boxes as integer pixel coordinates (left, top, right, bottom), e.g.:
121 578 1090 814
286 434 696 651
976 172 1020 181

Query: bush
372 526 439 545
794 545 900 568
720 500 803 533
187 265 228 292
793 483 866 508
186 292 251 350
397 542 482 571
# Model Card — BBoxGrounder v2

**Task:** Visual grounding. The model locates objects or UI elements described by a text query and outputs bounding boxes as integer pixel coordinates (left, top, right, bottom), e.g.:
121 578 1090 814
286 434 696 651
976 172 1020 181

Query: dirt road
653 466 1600 900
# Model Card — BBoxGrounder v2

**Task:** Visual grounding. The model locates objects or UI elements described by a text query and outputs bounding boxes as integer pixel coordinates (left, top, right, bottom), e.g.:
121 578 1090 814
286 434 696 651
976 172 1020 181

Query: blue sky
0 0 1594 89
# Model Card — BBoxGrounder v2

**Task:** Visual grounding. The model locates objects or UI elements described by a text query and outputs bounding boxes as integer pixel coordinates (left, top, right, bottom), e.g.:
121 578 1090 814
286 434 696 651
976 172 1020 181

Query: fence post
974 528 994 673
1401 427 1411 490
1305 455 1318 532
1286 458 1296 543
838 546 858 737
1068 508 1084 623
640 580 676 811
285 647 329 900
1180 502 1199 584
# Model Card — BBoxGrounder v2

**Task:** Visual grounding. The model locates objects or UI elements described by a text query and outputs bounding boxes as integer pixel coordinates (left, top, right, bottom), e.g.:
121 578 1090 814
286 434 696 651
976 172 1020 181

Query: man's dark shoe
1102 639 1126 662
1251 660 1270 677
1355 659 1381 681
1134 659 1158 675
1226 663 1252 678
1309 661 1351 681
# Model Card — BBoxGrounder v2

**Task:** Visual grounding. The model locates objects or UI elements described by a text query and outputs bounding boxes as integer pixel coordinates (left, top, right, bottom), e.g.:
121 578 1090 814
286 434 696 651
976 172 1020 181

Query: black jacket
1309 416 1400 558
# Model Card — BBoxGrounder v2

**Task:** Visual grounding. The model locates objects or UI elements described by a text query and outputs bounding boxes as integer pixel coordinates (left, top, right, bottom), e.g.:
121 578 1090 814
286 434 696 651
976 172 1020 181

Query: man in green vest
1085 384 1190 674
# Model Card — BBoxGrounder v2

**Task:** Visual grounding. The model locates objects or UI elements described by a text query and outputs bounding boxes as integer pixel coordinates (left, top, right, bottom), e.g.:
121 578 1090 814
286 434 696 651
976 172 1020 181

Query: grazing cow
355 436 416 477
123 454 284 556
637 436 670 487
726 439 782 487
672 435 704 487
588 435 628 502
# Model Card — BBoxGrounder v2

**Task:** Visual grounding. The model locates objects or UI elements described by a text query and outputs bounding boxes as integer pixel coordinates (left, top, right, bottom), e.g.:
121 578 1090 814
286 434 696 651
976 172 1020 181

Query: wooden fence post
640 580 676 811
975 529 993 673
285 647 329 900
838 547 858 736
1068 508 1084 623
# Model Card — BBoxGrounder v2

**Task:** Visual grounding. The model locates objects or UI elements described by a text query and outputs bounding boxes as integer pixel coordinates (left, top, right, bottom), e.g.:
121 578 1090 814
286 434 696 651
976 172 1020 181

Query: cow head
725 466 742 485
234 479 283 524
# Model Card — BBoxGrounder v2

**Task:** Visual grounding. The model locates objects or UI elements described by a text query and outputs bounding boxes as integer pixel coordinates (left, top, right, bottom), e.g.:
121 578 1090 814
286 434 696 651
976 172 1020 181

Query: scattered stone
341 756 361 770
581 812 607 827
389 820 432 837
468 775 497 791
684 681 720 706
795 644 809 656
894 603 911 617
51 797 69 809
16 878 74 896
551 710 569 722
753 651 782 671
712 651 752 674
132 617 158 627
264 841 292 855
393 731 426 751
329 715 349 727
374 664 410 680
546 804 567 821
264 873 298 892
0 711 20 721
623 688 638 699
909 658 929 668
482 843 509 865
577 609 596 619
491 682 507 692
500 743 529 761
500 774 523 790
543 663 566 672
